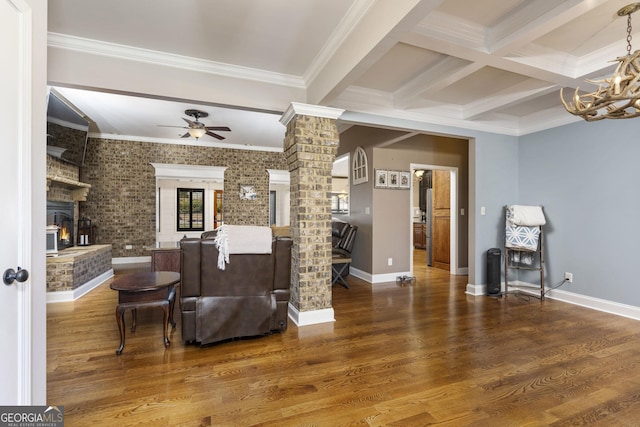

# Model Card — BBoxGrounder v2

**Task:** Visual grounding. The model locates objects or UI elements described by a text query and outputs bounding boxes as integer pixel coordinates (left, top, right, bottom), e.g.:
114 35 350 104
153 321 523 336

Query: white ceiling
47 0 640 150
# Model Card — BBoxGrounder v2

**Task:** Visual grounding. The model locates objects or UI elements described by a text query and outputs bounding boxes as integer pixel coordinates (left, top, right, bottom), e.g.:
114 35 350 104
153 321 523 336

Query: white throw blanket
213 225 273 270
507 205 546 227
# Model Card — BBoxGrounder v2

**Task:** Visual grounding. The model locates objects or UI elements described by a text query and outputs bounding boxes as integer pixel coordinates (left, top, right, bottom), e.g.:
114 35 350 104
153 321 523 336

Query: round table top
110 271 180 292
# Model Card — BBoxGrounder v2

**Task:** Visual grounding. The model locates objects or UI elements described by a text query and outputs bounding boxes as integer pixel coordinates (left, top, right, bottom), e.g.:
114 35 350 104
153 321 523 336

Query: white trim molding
466 280 640 322
112 256 152 265
546 288 640 322
280 102 345 126
151 163 227 181
46 269 114 303
288 303 335 326
48 32 305 89
267 169 290 185
465 283 485 296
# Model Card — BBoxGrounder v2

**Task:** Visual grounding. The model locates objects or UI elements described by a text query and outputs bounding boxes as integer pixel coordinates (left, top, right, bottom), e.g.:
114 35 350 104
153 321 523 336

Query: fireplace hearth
47 201 75 251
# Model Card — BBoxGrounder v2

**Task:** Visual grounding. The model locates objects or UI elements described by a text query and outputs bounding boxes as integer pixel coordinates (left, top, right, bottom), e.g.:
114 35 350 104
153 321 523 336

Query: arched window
352 147 368 185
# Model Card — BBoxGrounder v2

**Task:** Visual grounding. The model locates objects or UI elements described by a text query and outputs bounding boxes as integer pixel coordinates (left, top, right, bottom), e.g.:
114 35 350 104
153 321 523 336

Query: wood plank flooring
47 254 640 426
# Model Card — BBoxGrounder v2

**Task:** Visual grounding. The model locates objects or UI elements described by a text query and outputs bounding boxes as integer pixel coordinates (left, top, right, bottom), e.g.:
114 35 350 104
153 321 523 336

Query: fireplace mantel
46 175 91 201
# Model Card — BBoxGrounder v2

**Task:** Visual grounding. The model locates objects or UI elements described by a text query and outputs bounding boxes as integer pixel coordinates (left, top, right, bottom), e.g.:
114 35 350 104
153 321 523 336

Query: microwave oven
46 225 59 255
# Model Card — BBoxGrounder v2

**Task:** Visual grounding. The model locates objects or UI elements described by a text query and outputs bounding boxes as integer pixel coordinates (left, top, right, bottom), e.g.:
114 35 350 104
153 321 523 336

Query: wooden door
432 170 450 271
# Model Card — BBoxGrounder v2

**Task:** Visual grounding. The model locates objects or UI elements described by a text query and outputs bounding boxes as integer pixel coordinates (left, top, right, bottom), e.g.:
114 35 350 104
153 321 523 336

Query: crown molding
280 103 345 126
89 132 284 153
415 11 487 51
48 32 305 89
303 0 377 85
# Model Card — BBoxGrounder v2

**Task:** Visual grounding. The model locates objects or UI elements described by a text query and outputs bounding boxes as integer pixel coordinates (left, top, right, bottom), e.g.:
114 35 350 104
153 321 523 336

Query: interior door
0 0 46 404
431 169 450 271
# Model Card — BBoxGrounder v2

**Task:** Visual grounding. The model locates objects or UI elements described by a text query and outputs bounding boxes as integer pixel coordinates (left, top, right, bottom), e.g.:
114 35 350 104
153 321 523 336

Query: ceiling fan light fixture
188 127 206 139
561 3 640 121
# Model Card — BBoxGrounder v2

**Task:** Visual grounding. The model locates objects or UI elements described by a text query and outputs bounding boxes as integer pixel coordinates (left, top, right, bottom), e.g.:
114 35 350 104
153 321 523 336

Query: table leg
168 286 176 328
131 308 137 332
332 263 351 289
115 305 126 355
162 300 170 348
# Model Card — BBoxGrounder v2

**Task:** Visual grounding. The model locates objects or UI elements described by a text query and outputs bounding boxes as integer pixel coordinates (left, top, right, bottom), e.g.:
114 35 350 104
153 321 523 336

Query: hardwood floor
47 256 640 426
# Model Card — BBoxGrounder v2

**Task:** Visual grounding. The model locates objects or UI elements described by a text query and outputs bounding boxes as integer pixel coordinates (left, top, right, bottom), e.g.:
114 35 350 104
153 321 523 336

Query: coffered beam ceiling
47 0 636 149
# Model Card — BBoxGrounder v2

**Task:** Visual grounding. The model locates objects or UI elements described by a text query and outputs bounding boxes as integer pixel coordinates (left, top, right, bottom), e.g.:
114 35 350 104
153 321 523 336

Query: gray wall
336 111 521 287
519 119 640 305
471 133 519 288
371 136 469 275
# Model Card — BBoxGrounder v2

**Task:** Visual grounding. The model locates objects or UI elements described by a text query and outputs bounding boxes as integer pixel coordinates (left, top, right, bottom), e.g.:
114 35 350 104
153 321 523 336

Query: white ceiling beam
489 0 610 54
47 39 306 114
393 57 479 109
305 0 445 106
463 81 557 120
404 23 590 90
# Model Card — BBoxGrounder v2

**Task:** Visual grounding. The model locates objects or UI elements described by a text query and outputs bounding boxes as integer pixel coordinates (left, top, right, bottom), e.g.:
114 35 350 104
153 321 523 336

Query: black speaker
486 248 501 295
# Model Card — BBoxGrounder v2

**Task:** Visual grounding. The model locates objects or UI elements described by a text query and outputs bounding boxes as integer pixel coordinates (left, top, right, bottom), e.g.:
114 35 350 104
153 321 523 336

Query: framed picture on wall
374 169 388 188
239 185 257 200
388 171 400 188
399 171 411 189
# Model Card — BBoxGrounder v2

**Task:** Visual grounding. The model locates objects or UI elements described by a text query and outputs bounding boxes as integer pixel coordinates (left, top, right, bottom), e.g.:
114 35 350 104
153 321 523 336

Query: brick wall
46 245 112 292
47 156 79 202
81 138 286 258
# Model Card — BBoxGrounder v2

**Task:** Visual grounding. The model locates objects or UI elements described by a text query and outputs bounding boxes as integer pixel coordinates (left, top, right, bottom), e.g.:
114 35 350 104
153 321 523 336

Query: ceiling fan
160 109 231 140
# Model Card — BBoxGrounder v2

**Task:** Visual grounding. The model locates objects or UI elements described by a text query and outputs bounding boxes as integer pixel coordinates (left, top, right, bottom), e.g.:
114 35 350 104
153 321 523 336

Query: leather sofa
179 233 292 346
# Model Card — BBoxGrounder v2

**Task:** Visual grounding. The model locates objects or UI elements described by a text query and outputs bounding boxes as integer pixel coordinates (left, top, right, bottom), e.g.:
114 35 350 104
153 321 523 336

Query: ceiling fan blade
205 126 231 132
182 117 197 127
157 125 187 129
181 132 191 138
206 131 225 140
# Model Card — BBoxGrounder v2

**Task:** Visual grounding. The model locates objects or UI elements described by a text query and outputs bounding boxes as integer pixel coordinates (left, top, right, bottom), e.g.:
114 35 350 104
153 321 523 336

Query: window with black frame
177 188 205 231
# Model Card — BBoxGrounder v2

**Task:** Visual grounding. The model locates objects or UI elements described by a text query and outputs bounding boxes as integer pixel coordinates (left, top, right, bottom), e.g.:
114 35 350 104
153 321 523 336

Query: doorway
409 164 458 276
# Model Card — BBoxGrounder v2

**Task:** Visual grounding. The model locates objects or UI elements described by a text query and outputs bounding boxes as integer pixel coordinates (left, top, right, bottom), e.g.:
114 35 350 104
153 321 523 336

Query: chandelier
561 3 640 121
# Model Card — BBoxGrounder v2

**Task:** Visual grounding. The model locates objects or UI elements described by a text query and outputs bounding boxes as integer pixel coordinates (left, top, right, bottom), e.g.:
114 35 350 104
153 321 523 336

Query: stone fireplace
46 154 113 302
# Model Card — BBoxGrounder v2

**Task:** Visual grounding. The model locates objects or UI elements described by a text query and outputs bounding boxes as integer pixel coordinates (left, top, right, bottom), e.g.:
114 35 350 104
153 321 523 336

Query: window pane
177 188 205 231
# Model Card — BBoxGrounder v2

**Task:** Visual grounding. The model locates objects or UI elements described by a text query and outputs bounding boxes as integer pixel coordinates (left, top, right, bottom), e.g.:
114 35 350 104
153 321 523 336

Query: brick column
280 103 344 326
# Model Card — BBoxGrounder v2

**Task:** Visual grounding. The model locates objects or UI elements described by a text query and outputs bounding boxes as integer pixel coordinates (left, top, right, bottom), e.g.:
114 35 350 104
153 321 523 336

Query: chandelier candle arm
561 3 640 121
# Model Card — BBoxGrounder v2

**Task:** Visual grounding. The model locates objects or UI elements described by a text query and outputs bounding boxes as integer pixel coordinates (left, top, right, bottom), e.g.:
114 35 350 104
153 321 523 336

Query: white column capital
279 102 344 126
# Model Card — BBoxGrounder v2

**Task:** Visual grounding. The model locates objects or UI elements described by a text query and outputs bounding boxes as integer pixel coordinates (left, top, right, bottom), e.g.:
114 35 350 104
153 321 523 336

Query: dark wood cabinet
413 223 426 249
150 248 181 273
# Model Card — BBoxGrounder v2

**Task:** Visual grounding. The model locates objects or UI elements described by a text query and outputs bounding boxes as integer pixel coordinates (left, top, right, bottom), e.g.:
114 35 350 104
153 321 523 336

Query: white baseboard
288 303 335 326
467 280 640 321
349 267 370 282
112 256 151 265
353 266 468 284
351 267 412 285
545 287 640 321
46 269 114 303
465 283 485 296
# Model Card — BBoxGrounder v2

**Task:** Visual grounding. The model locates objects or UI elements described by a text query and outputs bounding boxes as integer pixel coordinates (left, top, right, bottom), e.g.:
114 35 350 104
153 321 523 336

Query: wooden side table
331 255 352 289
110 271 180 355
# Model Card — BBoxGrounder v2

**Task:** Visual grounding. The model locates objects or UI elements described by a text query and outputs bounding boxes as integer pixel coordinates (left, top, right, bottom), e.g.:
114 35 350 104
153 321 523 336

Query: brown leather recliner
179 234 292 346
